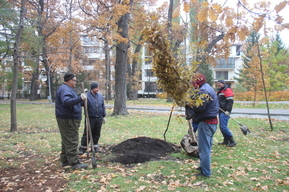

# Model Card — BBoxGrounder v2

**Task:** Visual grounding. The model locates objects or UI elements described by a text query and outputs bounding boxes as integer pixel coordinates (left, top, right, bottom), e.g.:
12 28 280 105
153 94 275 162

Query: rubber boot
218 137 229 145
226 137 237 147
78 146 87 155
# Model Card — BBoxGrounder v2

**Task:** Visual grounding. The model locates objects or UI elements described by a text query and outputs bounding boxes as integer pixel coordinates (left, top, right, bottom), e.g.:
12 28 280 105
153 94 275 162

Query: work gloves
225 111 230 116
80 93 87 100
103 117 106 124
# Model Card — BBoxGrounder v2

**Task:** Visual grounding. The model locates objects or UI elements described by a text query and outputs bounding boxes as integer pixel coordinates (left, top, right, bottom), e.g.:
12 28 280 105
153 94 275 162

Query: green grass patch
0 103 289 191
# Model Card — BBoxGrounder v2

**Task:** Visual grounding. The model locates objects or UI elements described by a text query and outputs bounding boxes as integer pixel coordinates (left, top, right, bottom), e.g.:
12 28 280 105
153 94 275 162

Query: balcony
215 58 235 69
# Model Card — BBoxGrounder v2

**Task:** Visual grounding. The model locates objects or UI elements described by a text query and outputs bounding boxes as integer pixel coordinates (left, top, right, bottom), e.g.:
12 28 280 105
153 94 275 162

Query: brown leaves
274 1 288 13
142 25 192 106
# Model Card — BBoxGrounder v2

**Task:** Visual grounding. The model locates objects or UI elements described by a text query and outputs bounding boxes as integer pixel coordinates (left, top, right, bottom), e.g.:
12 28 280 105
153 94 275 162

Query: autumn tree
26 0 73 102
0 0 16 98
10 0 26 132
78 0 121 101
236 31 262 98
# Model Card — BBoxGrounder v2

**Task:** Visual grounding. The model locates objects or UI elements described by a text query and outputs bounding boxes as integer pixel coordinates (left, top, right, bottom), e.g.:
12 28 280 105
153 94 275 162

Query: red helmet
192 73 206 88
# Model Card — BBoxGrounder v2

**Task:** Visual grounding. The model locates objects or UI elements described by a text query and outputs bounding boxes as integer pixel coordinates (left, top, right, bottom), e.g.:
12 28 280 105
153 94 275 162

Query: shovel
82 83 97 169
185 106 198 145
219 108 250 135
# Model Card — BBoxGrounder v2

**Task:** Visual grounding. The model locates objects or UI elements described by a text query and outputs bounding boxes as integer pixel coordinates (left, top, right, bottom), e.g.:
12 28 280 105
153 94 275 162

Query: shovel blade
240 125 250 135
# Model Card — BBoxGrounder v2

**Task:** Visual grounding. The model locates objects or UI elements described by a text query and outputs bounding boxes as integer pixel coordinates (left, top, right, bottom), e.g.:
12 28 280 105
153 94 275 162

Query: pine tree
235 31 260 91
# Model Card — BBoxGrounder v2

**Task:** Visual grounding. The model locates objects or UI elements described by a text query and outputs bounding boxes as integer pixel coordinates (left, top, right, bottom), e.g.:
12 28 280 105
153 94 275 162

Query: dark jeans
57 118 81 165
80 117 103 148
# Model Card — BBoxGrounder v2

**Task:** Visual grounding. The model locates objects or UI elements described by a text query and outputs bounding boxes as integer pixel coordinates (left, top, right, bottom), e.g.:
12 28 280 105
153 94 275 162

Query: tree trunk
128 36 142 100
10 0 25 132
112 7 130 116
29 59 39 101
104 40 112 101
256 41 273 131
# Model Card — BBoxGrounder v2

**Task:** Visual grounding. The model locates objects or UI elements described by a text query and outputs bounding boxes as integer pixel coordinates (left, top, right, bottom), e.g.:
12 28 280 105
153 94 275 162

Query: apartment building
213 44 243 88
138 44 243 97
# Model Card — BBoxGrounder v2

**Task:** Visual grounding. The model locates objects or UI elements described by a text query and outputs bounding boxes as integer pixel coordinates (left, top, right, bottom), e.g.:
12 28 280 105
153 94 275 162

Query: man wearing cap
79 82 106 154
55 72 88 169
217 80 237 147
188 73 219 177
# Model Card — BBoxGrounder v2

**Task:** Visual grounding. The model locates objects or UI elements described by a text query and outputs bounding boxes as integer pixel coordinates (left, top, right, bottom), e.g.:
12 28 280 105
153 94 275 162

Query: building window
145 82 156 92
144 46 152 57
215 58 235 68
216 71 228 80
145 57 152 65
83 58 99 66
84 46 102 53
144 46 152 65
236 45 241 56
82 35 99 45
145 69 154 77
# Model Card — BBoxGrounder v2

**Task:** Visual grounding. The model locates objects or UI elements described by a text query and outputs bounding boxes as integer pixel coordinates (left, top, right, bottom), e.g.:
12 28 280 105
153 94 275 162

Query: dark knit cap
90 82 99 90
218 79 226 85
64 72 75 82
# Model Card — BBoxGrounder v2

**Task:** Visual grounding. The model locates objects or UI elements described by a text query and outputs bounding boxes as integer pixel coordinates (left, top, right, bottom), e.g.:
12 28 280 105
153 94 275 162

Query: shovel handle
219 108 242 126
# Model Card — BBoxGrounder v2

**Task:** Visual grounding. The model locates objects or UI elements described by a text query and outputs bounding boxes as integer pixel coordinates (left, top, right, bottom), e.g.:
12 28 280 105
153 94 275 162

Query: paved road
1 100 288 120
105 102 289 121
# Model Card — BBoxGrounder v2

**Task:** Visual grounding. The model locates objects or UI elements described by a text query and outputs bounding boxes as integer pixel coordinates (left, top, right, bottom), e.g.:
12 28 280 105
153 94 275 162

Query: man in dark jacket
79 82 106 154
217 80 237 147
55 72 88 169
189 73 219 177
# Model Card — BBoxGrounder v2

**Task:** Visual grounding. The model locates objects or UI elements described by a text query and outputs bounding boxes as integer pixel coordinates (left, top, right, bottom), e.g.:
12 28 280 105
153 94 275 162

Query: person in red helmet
187 73 219 177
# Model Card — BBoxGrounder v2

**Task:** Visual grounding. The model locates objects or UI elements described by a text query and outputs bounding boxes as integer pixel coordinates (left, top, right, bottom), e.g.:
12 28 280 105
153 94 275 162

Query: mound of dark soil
109 137 180 164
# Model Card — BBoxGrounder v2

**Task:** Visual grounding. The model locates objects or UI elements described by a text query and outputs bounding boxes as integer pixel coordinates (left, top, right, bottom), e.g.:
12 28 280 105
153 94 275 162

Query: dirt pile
109 136 180 164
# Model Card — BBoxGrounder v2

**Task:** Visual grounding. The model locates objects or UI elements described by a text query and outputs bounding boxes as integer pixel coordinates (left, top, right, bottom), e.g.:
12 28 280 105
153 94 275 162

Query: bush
234 90 289 101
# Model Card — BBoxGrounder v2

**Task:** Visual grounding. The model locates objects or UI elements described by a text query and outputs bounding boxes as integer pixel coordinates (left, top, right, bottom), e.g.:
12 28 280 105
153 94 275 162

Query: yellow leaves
208 4 222 22
142 25 194 106
197 9 208 23
212 3 222 10
252 15 266 32
168 179 181 191
222 180 234 186
115 33 129 44
183 1 190 13
274 1 288 13
237 26 250 41
135 186 146 192
225 15 234 27
272 150 281 159
208 7 218 22
275 177 289 185
201 1 209 8
122 0 130 5
173 5 180 18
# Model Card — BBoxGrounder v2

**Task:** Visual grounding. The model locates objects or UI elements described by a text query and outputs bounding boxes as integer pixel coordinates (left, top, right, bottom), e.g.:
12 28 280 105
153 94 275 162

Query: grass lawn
0 103 288 191
10 98 289 109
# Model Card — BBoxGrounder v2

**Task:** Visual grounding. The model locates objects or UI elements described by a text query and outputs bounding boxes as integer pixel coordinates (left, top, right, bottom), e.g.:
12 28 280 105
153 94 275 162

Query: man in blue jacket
55 72 88 169
79 82 106 154
189 73 219 177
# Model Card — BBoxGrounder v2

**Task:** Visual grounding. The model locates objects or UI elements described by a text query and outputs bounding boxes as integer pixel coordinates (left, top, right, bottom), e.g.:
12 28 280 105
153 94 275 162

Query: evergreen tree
199 63 214 86
235 31 260 91
264 33 289 91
